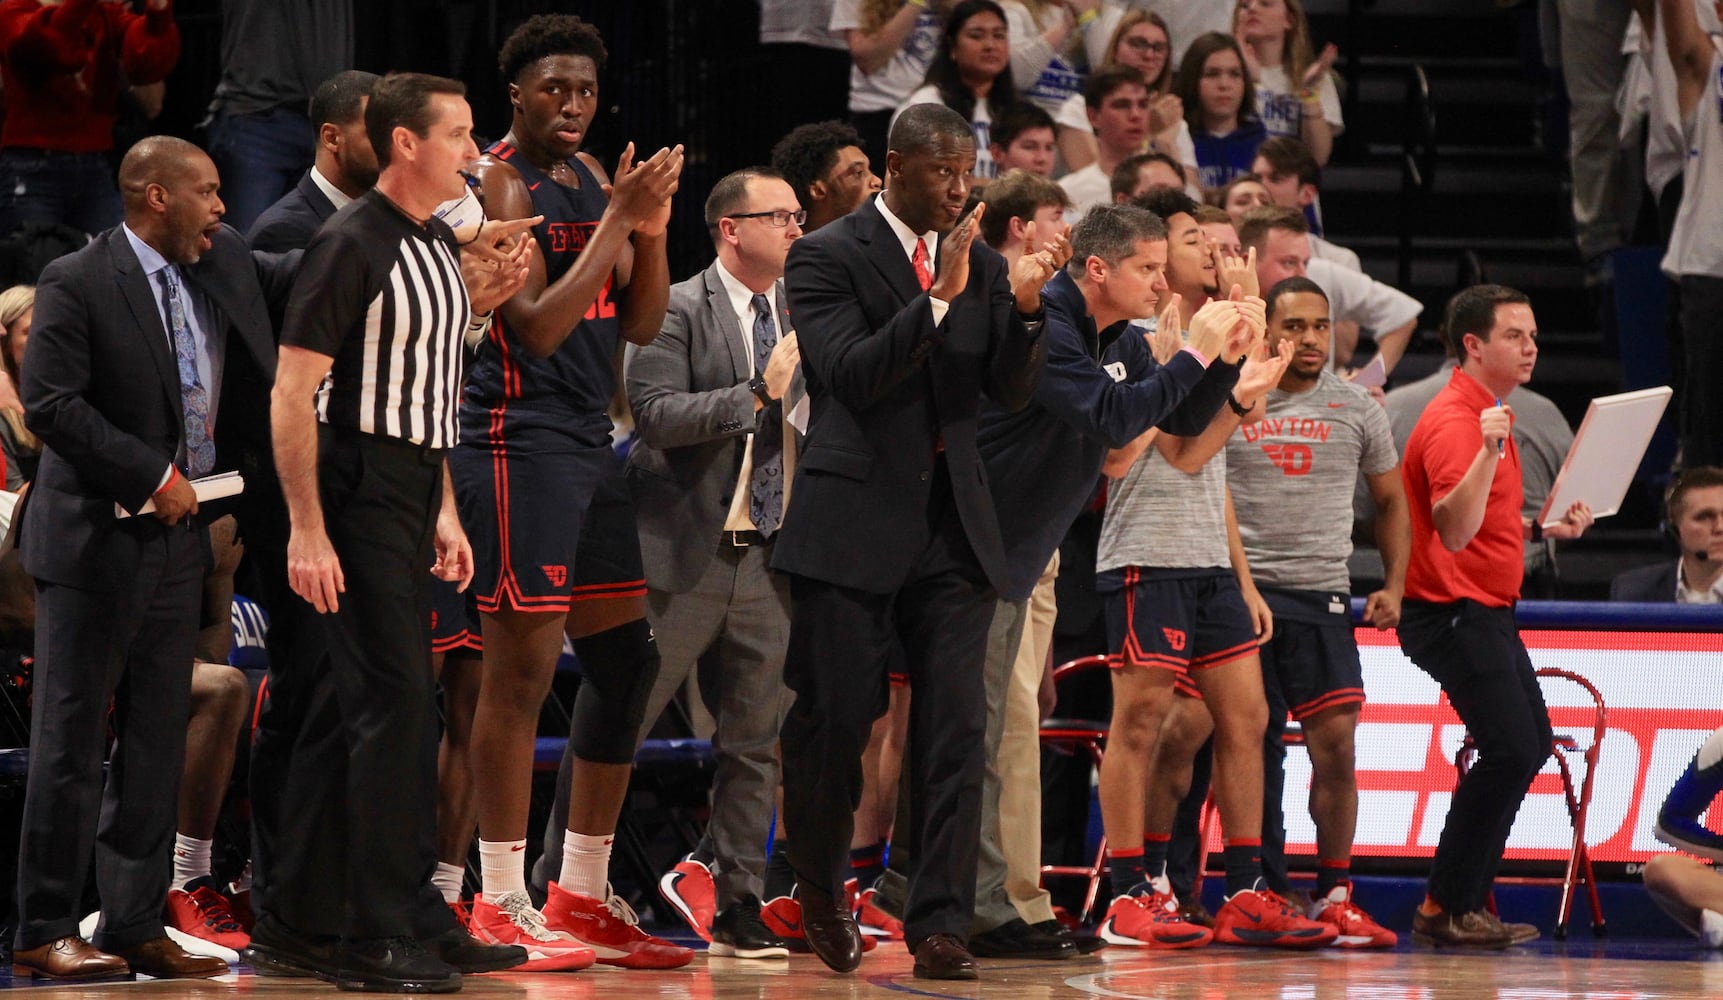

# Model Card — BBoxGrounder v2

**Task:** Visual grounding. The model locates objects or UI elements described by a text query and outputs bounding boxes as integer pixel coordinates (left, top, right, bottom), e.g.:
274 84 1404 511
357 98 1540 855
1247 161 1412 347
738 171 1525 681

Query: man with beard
248 70 381 253
770 120 881 234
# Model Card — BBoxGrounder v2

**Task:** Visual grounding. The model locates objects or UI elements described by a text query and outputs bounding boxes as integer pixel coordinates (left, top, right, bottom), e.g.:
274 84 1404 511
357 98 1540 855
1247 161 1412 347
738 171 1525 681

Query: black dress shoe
422 925 526 973
1030 919 1106 955
912 932 978 981
335 936 461 993
710 895 790 959
969 918 1076 960
794 881 863 973
242 914 340 979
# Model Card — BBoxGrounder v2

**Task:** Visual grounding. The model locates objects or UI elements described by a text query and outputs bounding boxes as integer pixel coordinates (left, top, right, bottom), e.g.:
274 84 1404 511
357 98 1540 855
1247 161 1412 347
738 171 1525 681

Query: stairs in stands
1308 0 1663 593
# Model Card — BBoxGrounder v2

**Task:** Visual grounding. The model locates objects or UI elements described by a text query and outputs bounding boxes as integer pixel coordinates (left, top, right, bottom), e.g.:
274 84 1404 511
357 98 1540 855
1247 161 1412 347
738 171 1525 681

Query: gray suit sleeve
627 288 758 450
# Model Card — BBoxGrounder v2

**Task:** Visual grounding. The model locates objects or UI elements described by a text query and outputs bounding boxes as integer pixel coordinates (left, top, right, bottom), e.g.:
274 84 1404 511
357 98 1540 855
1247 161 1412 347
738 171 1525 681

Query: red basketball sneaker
1214 885 1339 948
541 881 693 969
657 856 717 942
1310 883 1397 949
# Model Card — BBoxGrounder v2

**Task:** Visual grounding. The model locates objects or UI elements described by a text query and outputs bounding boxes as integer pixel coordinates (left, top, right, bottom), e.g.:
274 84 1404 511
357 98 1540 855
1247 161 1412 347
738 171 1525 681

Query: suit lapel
300 171 337 222
702 263 750 381
111 231 183 429
856 202 924 307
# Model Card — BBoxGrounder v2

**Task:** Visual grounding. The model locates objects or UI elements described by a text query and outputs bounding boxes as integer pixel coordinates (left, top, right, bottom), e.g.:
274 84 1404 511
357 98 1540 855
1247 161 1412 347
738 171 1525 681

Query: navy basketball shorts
1099 567 1260 699
428 576 478 653
1257 587 1364 720
450 424 644 619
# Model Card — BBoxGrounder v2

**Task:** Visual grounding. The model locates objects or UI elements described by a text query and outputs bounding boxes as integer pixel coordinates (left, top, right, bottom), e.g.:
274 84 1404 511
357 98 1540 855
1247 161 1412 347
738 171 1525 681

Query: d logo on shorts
542 565 568 588
1162 627 1188 652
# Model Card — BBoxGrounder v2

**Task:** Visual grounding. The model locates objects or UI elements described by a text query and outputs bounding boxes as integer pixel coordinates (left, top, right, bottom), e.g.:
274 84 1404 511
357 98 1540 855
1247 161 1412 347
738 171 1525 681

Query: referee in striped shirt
258 72 536 991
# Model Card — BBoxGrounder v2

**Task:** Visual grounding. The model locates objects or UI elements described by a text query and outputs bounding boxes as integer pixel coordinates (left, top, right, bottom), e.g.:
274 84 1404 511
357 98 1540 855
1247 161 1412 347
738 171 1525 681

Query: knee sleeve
568 617 661 764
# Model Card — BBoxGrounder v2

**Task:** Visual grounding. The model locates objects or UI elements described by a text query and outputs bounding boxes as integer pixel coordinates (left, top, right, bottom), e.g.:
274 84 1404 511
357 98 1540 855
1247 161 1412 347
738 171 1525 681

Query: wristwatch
749 374 775 405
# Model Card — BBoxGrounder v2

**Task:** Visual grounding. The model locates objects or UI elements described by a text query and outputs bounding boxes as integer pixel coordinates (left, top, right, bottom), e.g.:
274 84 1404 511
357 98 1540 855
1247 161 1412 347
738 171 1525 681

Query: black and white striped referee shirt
282 190 469 449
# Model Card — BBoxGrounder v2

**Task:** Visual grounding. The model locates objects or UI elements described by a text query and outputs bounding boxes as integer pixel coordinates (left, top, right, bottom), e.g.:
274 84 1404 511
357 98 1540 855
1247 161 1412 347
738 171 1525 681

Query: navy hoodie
977 269 1239 601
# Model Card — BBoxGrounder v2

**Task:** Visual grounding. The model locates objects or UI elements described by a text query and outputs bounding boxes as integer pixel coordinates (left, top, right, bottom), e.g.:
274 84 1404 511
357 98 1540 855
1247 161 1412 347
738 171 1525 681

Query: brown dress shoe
795 882 863 973
912 932 978 981
111 936 228 978
1410 908 1514 949
13 936 131 981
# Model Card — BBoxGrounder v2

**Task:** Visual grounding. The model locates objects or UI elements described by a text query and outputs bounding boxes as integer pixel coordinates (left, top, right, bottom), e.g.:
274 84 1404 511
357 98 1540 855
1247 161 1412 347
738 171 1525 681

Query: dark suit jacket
625 262 795 594
247 171 338 253
772 199 1045 595
1609 561 1679 602
18 224 287 591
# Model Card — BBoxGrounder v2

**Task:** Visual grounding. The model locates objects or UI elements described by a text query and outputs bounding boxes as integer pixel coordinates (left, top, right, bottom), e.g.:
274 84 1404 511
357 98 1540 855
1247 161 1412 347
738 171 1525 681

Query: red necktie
912 237 933 291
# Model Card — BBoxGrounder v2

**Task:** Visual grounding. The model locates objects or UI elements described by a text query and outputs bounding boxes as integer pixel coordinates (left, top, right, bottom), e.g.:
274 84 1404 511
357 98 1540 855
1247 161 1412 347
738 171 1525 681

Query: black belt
724 530 770 547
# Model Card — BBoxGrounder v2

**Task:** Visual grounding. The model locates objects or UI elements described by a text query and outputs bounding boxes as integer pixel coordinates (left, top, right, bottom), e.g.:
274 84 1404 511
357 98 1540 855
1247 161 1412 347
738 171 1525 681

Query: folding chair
1453 667 1607 939
1038 655 1111 923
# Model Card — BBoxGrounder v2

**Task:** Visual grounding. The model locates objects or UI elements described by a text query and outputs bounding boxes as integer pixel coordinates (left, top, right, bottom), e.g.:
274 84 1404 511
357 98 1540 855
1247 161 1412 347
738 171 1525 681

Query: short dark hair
1109 152 1184 199
889 102 974 158
1237 204 1307 251
1442 283 1531 358
1131 185 1199 223
771 120 865 204
365 73 466 170
1255 136 1321 189
309 70 380 129
1264 275 1328 321
1070 204 1167 271
1085 64 1146 111
704 167 784 229
1667 467 1723 525
978 168 1069 248
499 13 607 84
991 102 1057 149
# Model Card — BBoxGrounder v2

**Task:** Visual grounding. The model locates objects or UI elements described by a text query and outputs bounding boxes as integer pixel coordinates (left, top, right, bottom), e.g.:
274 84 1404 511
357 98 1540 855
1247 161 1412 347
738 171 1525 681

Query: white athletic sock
173 834 212 889
479 840 528 899
1702 908 1723 949
559 831 612 900
433 862 466 904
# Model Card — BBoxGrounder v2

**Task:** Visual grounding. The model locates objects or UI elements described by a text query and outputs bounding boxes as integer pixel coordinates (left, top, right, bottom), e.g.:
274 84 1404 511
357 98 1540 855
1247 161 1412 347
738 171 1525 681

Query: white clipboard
1536 386 1671 528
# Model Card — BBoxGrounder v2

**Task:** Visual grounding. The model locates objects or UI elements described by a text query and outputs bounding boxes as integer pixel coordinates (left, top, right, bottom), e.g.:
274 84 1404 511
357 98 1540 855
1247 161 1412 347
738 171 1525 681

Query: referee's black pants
262 428 448 941
1397 599 1552 915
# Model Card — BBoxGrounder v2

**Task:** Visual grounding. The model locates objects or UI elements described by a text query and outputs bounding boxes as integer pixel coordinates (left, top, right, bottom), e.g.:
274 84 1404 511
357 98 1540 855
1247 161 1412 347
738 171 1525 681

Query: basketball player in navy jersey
453 14 691 969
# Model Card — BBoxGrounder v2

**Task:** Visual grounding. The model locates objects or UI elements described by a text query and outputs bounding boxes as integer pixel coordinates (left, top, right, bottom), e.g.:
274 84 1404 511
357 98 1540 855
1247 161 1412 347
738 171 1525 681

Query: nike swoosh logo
511 844 526 852
603 838 614 846
529 181 542 191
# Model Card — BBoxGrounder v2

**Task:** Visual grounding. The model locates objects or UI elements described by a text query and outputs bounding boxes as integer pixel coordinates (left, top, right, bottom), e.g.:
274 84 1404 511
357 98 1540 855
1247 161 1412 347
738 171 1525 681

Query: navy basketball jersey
462 140 621 447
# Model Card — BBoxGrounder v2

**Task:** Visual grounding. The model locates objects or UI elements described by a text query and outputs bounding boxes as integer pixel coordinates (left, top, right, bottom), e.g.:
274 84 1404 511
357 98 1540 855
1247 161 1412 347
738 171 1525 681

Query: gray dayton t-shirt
1097 439 1231 575
1225 369 1397 592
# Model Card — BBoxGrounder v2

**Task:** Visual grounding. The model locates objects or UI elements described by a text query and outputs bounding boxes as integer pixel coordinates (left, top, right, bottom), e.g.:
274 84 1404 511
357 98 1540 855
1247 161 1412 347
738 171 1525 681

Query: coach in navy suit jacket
246 69 380 254
773 104 1056 979
11 138 289 980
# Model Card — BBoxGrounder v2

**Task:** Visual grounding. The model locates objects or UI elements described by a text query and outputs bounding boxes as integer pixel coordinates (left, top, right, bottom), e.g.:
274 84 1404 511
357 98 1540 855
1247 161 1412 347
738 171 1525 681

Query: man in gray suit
622 167 804 958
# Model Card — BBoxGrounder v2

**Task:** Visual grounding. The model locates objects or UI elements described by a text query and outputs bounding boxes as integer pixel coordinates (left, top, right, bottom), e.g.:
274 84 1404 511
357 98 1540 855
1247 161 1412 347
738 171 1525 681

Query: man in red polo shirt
1397 284 1593 949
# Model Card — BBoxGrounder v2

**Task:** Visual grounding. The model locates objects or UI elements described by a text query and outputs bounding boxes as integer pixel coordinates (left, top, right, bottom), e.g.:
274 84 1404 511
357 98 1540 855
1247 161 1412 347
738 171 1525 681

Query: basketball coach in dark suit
246 70 381 254
11 136 282 981
773 104 1059 981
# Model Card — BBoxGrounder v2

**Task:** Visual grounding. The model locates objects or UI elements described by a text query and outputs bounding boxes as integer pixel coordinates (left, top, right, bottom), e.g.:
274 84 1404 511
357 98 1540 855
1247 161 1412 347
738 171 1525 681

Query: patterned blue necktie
161 265 215 479
749 293 783 537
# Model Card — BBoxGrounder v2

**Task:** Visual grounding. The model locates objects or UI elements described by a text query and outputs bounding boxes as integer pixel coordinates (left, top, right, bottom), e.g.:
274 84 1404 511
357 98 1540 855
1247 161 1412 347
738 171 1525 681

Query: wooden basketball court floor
6 942 1722 999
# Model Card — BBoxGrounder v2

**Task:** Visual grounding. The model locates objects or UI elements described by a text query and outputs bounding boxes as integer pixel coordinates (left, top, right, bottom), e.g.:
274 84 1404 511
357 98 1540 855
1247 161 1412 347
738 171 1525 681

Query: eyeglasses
1121 37 1169 55
727 209 807 228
